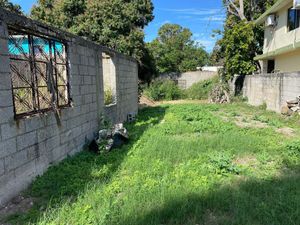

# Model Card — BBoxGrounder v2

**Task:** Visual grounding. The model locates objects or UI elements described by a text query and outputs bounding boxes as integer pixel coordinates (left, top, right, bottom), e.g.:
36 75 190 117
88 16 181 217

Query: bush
185 76 219 100
143 79 183 101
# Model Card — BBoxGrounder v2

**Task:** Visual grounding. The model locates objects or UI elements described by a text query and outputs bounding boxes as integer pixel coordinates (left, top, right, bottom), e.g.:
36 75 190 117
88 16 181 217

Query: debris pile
281 97 300 116
209 84 231 104
89 123 129 154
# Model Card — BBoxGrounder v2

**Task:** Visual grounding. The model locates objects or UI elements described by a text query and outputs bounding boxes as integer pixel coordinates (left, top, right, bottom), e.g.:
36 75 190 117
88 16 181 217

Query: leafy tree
148 23 208 74
214 0 276 80
0 0 22 14
31 0 154 81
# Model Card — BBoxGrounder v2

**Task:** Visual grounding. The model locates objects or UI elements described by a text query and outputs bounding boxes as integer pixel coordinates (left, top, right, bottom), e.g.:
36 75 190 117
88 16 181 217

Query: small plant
210 154 241 176
104 86 114 105
99 113 112 129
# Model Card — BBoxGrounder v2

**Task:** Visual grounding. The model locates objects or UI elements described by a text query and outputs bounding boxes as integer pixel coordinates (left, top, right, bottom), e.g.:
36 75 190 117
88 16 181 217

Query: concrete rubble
281 97 300 115
89 123 129 154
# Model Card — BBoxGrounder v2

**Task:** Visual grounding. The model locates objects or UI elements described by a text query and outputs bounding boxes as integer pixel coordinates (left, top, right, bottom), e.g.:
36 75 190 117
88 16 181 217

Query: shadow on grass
122 167 300 225
4 106 168 224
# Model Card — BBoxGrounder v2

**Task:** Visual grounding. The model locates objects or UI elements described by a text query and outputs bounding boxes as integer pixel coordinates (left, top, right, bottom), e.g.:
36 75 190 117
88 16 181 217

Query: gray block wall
177 71 217 89
0 9 138 206
243 72 300 112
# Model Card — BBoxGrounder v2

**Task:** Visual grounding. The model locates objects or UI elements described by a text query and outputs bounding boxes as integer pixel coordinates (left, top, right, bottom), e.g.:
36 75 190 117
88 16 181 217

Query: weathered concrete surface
243 72 300 112
0 9 138 206
160 71 217 89
177 71 217 89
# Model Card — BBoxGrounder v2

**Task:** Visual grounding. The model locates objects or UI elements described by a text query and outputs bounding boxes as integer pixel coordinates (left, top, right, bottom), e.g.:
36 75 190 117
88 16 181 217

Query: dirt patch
234 155 258 167
231 116 269 129
0 195 36 223
276 127 295 137
139 96 156 109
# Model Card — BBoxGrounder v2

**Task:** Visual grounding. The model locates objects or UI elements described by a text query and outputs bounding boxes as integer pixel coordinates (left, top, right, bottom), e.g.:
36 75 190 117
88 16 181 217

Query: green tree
214 0 276 80
148 23 208 74
0 0 22 14
31 0 154 81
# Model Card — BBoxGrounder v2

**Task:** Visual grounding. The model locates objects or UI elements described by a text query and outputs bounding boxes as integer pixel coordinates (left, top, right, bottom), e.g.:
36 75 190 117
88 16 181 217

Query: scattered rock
89 123 129 154
284 97 300 115
281 106 292 115
291 106 300 112
99 129 109 139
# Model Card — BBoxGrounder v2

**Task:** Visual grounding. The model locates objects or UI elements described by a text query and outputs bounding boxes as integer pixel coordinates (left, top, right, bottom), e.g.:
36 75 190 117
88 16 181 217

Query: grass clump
3 103 300 225
104 87 114 105
185 76 219 100
143 79 183 101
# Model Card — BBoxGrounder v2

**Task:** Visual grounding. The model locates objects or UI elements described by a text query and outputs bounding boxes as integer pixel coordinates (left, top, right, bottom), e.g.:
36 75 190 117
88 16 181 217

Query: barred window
8 28 70 118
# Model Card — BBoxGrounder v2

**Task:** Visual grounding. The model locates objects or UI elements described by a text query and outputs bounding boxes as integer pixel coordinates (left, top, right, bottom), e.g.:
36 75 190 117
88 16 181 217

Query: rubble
282 97 300 115
89 123 129 154
209 84 231 104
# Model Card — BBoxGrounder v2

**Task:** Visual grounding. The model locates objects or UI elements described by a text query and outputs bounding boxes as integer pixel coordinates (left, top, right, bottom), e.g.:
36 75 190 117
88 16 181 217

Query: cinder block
0 158 4 176
4 149 28 172
0 107 13 124
0 73 11 90
17 131 37 151
1 123 18 141
0 55 10 73
0 138 17 158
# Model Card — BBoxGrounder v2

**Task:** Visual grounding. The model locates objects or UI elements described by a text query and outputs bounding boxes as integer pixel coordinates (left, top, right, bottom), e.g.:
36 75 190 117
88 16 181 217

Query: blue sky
11 0 225 52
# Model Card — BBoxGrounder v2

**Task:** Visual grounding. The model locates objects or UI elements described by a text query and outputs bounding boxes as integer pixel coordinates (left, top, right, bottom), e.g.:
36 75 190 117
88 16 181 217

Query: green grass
3 103 300 225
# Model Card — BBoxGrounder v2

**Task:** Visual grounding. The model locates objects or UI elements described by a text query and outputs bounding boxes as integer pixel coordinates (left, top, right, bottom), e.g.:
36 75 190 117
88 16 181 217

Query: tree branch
227 0 247 21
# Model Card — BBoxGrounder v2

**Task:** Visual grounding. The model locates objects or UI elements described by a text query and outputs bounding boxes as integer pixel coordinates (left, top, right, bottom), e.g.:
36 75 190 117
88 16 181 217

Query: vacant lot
3 102 300 225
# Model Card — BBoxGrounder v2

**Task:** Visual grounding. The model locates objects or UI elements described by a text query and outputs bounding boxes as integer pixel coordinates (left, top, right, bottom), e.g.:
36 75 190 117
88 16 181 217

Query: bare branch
226 0 247 21
227 5 240 18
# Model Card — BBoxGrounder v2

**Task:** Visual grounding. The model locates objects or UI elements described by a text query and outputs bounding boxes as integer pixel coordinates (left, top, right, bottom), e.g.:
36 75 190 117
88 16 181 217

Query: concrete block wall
0 9 138 206
104 56 138 123
177 71 217 89
243 72 300 112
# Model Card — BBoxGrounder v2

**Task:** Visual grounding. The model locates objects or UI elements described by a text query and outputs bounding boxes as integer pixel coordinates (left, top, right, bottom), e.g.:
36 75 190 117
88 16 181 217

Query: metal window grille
8 28 70 118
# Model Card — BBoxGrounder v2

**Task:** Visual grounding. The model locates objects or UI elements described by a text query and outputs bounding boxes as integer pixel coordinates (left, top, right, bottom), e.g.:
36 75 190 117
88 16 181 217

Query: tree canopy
0 0 22 14
148 23 209 74
31 0 154 82
214 0 276 80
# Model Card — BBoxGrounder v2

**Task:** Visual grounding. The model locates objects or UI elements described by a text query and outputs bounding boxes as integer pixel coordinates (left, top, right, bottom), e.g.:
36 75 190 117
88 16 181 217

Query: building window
288 8 300 31
267 60 275 73
8 28 70 118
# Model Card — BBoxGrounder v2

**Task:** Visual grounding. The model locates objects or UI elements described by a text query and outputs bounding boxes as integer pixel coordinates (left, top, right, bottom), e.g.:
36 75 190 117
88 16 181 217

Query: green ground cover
3 102 300 225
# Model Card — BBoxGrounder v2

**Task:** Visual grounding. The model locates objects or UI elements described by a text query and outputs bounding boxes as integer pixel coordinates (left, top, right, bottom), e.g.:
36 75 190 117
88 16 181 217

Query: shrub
104 87 114 105
185 76 219 100
143 79 183 101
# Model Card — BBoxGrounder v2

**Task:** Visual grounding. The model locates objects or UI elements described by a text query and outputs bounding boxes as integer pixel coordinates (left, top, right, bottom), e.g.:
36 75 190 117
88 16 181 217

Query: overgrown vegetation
2 102 300 225
185 76 219 100
143 79 183 101
104 87 114 105
143 76 219 101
